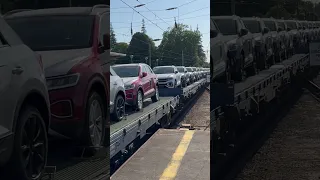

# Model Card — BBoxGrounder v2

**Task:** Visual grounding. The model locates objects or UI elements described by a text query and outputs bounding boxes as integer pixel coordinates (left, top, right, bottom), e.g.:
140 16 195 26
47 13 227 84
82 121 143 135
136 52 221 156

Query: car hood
36 48 91 78
121 77 139 85
156 74 175 79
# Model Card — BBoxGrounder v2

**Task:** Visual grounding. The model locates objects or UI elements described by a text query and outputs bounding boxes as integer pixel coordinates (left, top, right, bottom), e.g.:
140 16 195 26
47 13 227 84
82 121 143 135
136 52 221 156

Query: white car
110 66 125 122
153 66 182 88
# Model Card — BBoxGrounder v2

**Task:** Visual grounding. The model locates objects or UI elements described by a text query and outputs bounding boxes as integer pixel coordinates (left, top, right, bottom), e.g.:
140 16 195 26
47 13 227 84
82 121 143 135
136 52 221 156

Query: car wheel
83 91 105 154
136 90 143 111
151 86 160 102
112 94 125 122
6 105 48 180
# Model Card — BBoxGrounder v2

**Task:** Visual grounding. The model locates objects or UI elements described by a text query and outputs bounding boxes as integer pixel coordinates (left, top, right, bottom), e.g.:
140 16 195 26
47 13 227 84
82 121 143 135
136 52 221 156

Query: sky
110 0 210 62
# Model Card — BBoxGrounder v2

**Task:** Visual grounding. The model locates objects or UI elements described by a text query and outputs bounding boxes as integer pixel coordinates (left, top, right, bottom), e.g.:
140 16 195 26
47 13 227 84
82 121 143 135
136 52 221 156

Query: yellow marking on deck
159 130 195 180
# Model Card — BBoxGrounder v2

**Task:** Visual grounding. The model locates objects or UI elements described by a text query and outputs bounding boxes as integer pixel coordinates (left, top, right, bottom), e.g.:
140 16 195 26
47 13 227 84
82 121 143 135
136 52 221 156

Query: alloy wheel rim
89 100 103 146
156 87 159 100
116 97 125 120
21 114 46 179
138 92 143 109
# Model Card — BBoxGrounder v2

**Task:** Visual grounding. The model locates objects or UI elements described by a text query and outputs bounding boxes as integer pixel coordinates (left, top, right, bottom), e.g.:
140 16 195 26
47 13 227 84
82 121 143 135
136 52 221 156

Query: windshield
214 19 237 35
112 65 140 77
264 21 276 31
6 15 94 51
177 67 185 72
186 67 193 72
153 67 174 74
287 22 297 29
243 20 260 33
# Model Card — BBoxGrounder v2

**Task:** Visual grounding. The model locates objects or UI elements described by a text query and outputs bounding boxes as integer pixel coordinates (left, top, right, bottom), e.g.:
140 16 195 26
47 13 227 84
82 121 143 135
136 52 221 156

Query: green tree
157 23 205 67
126 32 155 64
112 42 128 54
110 23 117 50
141 19 146 34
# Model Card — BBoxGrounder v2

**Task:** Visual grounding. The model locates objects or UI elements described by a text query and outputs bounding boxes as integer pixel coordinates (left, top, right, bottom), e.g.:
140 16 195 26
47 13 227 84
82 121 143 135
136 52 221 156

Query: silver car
110 66 125 122
153 66 182 88
0 17 50 179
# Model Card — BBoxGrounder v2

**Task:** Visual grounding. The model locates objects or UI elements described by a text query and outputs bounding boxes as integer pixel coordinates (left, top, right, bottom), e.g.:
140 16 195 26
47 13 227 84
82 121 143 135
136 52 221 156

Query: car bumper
48 86 86 139
125 88 137 106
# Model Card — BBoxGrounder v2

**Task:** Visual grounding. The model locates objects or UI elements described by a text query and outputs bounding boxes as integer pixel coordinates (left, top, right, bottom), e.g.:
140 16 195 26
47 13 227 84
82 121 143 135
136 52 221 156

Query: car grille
158 78 168 83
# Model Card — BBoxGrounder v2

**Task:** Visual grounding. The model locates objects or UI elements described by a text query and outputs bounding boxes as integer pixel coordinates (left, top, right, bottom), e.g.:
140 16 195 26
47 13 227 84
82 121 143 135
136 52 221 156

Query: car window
264 20 276 31
287 21 297 29
153 67 174 74
112 65 140 77
141 65 148 73
6 15 94 51
210 18 218 31
99 13 109 52
214 18 237 35
146 65 154 74
243 20 261 33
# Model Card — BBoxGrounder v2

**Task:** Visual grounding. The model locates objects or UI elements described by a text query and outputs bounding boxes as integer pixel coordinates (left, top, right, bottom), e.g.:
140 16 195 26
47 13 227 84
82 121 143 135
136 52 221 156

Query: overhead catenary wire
118 0 207 57
111 6 209 24
112 14 209 29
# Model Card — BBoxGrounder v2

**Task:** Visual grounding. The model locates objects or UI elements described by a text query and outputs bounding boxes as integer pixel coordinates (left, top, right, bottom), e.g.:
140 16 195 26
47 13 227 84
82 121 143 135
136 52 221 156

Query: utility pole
182 50 184 66
148 43 151 66
231 0 236 15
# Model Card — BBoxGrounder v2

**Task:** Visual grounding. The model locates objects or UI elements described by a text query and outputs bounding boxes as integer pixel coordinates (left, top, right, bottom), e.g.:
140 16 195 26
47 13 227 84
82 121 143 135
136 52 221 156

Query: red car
112 63 159 111
5 5 110 149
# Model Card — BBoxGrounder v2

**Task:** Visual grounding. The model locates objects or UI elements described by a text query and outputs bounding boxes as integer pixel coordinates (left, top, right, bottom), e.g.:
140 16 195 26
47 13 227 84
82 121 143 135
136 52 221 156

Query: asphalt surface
236 90 320 180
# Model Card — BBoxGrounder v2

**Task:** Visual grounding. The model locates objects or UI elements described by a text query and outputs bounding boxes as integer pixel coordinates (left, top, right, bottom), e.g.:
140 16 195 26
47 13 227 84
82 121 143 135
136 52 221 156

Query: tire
6 105 48 180
135 90 144 111
151 86 159 102
82 91 105 154
111 94 125 122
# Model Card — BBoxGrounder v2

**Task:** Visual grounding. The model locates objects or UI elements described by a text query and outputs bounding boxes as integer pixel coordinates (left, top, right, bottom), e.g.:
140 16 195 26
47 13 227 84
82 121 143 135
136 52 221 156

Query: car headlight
228 44 238 51
46 73 80 90
125 84 135 90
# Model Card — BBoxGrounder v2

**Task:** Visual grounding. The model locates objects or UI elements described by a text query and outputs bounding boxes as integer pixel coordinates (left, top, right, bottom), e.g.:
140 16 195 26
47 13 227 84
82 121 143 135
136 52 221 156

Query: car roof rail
3 9 33 16
91 4 109 12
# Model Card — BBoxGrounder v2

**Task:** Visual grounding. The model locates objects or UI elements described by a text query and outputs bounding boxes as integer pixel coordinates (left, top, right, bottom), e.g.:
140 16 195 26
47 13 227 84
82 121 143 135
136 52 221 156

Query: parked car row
110 63 209 122
210 15 319 82
0 5 109 180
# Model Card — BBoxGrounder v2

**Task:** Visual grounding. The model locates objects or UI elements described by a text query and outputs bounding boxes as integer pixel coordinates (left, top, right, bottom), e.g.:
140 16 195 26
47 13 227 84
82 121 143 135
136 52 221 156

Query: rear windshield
214 19 237 35
243 20 261 33
6 15 94 51
112 65 140 77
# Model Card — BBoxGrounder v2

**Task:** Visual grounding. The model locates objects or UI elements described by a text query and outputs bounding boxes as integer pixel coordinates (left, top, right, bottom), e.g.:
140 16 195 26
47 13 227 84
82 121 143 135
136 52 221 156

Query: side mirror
303 26 306 30
175 71 178 74
185 70 188 73
239 28 248 37
210 30 219 38
277 27 283 32
142 72 147 77
286 27 291 31
262 27 269 34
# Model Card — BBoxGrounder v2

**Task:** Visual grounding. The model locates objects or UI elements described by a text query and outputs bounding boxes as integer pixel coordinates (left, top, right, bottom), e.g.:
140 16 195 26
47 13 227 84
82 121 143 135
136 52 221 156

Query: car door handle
12 66 24 75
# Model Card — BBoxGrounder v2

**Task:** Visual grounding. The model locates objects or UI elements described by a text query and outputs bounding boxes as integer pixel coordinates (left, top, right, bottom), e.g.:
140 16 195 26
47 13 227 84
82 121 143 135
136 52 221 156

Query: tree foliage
113 42 128 54
157 24 206 67
110 23 117 50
